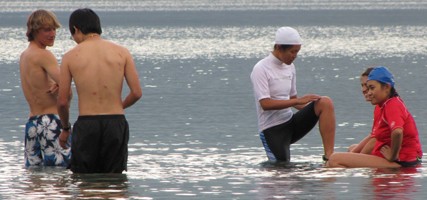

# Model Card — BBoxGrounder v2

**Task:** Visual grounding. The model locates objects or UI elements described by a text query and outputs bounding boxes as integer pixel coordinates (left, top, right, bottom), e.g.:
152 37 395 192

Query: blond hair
26 9 61 42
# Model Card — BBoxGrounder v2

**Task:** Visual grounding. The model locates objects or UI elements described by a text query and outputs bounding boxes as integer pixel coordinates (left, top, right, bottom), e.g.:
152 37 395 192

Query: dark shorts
260 102 319 162
395 158 422 168
69 115 129 173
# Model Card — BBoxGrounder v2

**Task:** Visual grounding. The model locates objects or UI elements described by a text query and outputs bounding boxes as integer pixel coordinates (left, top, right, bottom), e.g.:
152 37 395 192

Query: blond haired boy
20 9 72 166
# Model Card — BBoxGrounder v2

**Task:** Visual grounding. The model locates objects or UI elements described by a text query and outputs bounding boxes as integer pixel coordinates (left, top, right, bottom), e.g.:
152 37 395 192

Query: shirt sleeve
371 106 380 138
289 65 297 97
384 100 407 131
250 65 271 101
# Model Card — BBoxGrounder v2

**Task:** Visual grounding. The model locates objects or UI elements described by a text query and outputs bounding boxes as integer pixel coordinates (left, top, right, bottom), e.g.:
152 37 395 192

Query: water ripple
0 140 426 199
1 26 427 64
0 0 427 12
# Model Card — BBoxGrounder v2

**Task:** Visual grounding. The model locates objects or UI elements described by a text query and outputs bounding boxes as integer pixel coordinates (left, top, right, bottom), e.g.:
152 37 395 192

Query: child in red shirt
327 67 422 168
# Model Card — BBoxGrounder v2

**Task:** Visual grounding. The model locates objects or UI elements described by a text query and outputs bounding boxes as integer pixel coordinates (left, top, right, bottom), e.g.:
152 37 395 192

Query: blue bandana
367 66 395 87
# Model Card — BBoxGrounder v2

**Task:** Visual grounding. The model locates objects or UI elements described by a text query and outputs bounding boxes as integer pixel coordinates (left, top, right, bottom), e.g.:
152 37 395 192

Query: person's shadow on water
70 173 130 199
256 160 336 199
24 167 130 199
369 167 421 199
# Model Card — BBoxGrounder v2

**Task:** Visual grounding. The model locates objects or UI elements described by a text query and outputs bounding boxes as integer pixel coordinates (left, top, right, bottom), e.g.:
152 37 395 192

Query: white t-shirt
250 53 297 132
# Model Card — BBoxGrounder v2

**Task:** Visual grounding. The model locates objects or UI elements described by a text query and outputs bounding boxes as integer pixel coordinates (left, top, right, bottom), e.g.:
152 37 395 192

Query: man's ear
73 26 79 34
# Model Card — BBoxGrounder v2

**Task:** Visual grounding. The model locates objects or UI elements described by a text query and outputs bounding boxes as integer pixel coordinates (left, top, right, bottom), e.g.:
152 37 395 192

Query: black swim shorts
69 115 129 173
261 102 319 162
395 158 422 168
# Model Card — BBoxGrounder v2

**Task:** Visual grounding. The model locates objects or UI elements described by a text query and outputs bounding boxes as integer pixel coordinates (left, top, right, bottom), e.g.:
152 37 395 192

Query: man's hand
58 129 71 149
47 83 59 97
380 145 395 161
297 94 321 105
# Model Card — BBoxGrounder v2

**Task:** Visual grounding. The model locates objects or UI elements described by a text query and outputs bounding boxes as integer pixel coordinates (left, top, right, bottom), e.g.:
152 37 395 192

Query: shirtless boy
20 9 72 166
57 8 142 173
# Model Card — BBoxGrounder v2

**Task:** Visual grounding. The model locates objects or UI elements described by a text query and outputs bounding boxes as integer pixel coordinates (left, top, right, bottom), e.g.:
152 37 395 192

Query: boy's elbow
261 105 272 111
260 101 274 111
134 90 142 100
57 98 68 109
259 98 275 111
57 102 68 110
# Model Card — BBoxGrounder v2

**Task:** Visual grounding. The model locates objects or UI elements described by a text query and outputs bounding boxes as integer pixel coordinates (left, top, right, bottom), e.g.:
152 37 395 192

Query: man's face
34 26 56 47
277 45 301 65
360 76 371 101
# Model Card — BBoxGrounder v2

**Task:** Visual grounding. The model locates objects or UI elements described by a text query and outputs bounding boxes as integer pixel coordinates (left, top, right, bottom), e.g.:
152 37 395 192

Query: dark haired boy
58 8 142 173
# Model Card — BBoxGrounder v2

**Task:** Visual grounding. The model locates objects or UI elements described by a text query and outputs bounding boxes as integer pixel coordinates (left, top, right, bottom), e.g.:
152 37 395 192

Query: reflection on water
1 2 427 199
256 164 425 200
0 139 426 199
70 173 129 199
370 168 421 199
10 167 73 199
1 26 427 63
0 0 426 12
1 166 130 199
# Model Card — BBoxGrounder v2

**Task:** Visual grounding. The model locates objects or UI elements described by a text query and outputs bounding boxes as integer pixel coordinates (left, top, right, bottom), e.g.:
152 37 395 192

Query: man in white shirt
251 27 336 162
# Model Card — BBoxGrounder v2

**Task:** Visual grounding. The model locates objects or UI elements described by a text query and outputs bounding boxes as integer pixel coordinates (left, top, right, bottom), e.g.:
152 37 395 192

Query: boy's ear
73 26 79 34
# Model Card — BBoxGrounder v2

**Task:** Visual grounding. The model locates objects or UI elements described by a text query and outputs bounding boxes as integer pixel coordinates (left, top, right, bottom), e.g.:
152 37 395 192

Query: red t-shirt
371 97 422 162
371 106 381 138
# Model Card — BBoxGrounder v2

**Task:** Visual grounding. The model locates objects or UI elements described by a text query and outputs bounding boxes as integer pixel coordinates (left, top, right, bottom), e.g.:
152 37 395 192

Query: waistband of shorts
28 114 58 121
395 158 422 167
77 114 126 120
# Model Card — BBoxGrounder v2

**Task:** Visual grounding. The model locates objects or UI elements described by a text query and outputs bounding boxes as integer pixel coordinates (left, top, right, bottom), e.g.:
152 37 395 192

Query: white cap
275 27 302 45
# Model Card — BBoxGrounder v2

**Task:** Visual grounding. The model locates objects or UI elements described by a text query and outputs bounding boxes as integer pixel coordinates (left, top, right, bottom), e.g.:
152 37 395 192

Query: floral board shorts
24 114 71 166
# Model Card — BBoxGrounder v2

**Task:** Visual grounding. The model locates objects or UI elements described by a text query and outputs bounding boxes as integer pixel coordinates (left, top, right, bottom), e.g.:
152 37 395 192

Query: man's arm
57 54 73 149
259 94 320 111
39 50 61 83
122 50 142 109
41 51 73 101
350 134 372 153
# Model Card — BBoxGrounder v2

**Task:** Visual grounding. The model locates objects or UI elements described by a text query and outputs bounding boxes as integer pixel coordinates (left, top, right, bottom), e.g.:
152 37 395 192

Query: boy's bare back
61 36 140 115
20 43 59 116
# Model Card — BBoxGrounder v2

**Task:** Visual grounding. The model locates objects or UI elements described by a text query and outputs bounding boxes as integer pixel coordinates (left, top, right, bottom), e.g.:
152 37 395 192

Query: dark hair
274 44 293 52
69 8 102 35
361 66 376 77
379 82 399 98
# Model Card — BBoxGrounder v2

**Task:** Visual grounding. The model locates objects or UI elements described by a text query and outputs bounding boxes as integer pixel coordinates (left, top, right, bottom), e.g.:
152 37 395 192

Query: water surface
1 0 427 199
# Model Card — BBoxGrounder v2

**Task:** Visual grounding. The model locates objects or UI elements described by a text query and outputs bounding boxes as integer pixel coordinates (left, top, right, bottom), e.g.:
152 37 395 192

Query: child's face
367 80 390 105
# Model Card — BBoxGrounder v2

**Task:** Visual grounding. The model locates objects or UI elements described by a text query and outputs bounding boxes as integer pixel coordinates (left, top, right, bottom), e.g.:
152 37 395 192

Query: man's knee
319 96 333 105
314 96 334 114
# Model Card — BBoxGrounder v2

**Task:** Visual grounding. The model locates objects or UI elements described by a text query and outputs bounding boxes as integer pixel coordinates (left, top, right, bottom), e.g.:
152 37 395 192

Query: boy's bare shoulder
62 45 81 59
104 39 130 52
21 46 56 65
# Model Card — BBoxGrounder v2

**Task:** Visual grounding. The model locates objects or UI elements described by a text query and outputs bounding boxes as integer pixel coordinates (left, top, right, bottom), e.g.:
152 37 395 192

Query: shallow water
1 0 427 199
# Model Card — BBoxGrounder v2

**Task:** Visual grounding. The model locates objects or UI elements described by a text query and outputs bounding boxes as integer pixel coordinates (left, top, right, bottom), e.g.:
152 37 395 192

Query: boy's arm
57 54 73 149
39 50 61 83
122 50 142 109
41 51 73 101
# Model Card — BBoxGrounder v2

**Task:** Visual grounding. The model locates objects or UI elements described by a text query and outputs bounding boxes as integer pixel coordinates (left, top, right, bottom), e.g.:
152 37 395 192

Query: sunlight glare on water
1 0 427 12
1 26 427 63
2 1 427 199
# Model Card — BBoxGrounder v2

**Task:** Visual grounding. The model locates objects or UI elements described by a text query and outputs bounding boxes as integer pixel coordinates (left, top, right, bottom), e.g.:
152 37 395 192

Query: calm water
1 0 427 199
